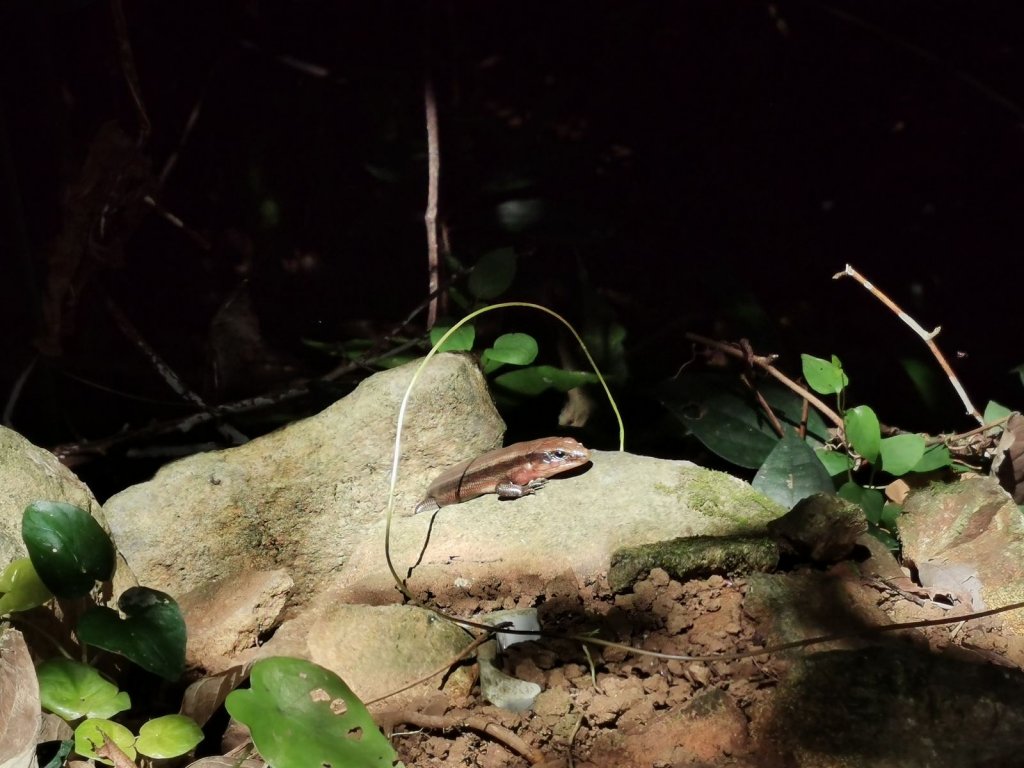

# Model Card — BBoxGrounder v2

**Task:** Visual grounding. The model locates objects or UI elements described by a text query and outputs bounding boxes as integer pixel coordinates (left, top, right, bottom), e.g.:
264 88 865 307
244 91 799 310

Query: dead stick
424 80 441 329
833 264 983 424
394 710 545 765
686 332 843 428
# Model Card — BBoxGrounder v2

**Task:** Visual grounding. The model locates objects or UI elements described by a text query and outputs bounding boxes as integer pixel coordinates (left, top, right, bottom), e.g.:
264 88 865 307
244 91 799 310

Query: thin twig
109 0 150 142
424 80 441 328
391 710 545 765
834 264 983 424
685 332 843 428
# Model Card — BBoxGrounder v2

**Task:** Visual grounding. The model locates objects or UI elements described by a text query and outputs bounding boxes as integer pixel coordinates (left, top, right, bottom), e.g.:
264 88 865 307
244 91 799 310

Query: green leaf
802 354 849 395
78 587 186 681
838 481 884 525
22 501 115 599
494 199 545 234
481 333 539 375
135 714 203 759
878 434 926 476
984 400 1012 424
493 365 599 396
844 405 880 463
660 373 833 469
37 659 131 720
814 448 854 477
880 502 901 529
0 557 53 614
226 657 399 768
74 719 136 765
429 323 475 352
468 247 518 300
911 444 951 473
752 431 835 508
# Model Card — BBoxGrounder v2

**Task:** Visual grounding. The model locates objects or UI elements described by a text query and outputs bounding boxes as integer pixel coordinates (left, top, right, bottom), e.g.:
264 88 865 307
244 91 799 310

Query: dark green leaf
78 587 186 680
226 657 398 768
660 373 832 469
468 247 518 300
801 354 848 395
22 501 115 598
37 659 131 720
429 323 475 352
493 365 599 396
844 405 880 463
879 434 926 476
753 431 835 508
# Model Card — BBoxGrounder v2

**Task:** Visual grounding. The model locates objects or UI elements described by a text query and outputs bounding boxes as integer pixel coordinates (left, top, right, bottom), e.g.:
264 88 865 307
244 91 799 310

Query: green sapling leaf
493 365 599 396
135 714 203 759
814 448 854 477
838 481 884 525
879 434 926 476
481 333 539 375
911 444 951 473
37 658 131 721
984 400 1012 424
78 587 186 681
844 405 881 463
225 657 399 768
801 354 849 395
22 501 115 599
429 323 475 352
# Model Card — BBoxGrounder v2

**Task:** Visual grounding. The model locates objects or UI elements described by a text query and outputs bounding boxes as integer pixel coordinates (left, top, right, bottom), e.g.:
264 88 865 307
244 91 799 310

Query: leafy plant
799 353 955 546
0 501 195 764
226 657 402 768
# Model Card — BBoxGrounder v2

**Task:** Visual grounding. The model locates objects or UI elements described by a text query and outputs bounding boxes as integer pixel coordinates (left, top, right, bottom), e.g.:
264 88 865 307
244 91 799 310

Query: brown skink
414 436 591 515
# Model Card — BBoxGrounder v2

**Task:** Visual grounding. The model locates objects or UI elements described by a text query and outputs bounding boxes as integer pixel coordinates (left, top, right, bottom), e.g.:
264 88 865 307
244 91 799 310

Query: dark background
1 0 1021 498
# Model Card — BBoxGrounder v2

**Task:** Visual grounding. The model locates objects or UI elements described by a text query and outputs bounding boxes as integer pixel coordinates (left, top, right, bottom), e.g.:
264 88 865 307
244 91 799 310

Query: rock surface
103 353 506 600
899 475 1024 634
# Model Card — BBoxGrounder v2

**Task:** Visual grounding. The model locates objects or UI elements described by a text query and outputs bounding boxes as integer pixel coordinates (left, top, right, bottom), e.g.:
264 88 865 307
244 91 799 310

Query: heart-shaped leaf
753 430 835 508
802 354 848 395
77 587 186 681
468 246 518 299
879 434 926 476
493 365 599 396
481 333 539 374
225 657 399 768
37 658 131 721
22 501 115 598
429 323 475 352
135 714 203 759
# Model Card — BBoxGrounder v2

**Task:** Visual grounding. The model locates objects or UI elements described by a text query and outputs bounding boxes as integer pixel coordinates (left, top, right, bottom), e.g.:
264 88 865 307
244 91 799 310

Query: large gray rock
103 353 506 600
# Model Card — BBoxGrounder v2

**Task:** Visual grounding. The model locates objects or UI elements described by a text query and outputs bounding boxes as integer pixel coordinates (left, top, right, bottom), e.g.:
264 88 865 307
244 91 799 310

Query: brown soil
380 566 1022 768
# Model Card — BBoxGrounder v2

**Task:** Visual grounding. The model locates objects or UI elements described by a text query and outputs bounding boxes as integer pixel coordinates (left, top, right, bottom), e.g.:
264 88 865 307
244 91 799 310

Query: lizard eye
550 449 568 460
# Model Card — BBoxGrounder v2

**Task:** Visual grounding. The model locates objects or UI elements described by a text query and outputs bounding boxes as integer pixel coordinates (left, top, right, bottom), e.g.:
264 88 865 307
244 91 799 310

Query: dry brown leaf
180 663 252 728
993 412 1024 503
0 630 40 768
